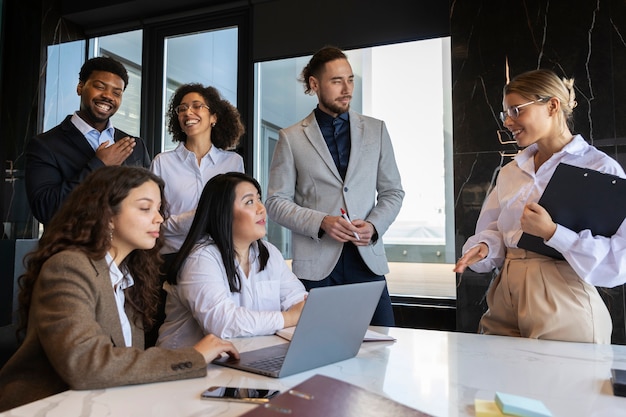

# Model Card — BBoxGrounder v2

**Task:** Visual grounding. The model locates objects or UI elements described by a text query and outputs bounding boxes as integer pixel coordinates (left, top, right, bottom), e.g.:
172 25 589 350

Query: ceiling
59 0 254 29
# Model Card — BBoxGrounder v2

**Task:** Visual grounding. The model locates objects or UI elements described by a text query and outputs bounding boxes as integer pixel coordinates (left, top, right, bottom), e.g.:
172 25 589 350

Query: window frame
139 10 251 159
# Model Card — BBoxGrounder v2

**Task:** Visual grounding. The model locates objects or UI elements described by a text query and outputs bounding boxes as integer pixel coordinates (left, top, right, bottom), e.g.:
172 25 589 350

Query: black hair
299 46 347 94
79 56 129 90
166 83 245 148
168 172 269 292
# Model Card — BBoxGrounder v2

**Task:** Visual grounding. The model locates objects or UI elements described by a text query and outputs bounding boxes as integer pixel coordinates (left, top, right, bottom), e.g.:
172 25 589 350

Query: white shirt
463 135 626 287
71 112 115 151
157 240 308 346
150 142 244 254
106 252 134 347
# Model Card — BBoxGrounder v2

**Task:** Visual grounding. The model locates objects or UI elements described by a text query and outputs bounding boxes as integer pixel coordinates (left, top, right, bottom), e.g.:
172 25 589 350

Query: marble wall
451 0 626 343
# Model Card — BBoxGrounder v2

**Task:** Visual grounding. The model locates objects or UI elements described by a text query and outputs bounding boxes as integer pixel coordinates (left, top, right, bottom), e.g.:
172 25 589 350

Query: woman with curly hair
151 84 245 259
0 166 238 412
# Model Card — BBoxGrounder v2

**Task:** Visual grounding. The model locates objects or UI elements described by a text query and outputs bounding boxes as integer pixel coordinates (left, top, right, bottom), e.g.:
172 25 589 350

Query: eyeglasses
174 102 210 115
499 97 549 123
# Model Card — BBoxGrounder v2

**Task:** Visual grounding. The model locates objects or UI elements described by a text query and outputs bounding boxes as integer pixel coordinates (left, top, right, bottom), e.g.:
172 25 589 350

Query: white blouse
150 143 244 254
106 252 134 347
463 135 626 287
157 240 307 347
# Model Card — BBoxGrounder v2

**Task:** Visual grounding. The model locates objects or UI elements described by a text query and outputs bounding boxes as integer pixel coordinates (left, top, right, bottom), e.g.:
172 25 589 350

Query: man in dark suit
25 56 150 225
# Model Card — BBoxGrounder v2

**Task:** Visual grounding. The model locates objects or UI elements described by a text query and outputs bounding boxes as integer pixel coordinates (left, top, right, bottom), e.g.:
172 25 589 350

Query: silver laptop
212 280 386 378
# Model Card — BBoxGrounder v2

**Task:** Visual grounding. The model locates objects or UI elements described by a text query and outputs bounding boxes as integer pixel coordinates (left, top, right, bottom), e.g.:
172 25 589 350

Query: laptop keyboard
247 355 286 371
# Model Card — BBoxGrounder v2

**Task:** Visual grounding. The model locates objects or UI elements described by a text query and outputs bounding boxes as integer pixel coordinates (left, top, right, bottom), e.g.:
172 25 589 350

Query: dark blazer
0 251 206 412
25 115 151 224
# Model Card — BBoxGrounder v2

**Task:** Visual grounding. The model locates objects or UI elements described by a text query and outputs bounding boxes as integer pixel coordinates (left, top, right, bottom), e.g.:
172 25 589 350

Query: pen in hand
340 208 361 241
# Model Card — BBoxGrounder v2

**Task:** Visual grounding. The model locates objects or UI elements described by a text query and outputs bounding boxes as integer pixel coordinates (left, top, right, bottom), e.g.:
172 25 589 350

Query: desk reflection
1 327 625 417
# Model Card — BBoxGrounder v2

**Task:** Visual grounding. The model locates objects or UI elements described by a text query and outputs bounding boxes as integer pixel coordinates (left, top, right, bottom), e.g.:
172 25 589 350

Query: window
42 26 453 299
43 25 239 153
44 40 86 131
44 30 143 135
253 39 455 299
161 27 238 150
89 30 143 137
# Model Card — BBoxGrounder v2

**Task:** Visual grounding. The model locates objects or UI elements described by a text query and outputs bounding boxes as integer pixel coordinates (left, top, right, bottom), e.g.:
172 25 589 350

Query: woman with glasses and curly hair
454 69 626 344
0 166 238 412
151 83 245 262
148 84 246 346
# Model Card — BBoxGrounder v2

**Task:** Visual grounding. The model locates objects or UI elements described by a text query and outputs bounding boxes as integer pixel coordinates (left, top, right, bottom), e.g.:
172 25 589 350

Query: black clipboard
517 163 626 259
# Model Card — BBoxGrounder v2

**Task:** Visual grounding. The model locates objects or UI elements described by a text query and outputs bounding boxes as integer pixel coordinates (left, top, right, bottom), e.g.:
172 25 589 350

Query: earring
211 122 216 128
109 229 113 242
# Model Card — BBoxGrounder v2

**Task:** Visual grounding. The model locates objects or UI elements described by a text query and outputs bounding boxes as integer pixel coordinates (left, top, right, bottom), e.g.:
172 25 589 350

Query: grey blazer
0 251 205 412
266 110 404 281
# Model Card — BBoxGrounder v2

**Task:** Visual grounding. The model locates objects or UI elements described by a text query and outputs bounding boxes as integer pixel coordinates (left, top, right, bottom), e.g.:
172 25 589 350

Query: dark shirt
314 107 350 179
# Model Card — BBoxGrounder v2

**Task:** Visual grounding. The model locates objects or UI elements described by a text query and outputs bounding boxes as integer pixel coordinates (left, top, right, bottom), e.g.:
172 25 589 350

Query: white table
2 327 626 416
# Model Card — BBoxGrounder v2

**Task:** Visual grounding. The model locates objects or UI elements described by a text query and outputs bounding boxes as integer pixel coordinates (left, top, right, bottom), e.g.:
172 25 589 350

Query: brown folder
517 163 626 259
238 374 433 417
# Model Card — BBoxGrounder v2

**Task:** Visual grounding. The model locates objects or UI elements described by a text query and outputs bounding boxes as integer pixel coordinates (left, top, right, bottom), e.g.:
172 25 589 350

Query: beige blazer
0 251 206 412
266 110 404 281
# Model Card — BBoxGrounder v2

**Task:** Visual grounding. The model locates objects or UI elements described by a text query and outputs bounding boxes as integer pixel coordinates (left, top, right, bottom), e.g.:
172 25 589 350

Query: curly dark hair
299 46 347 95
166 83 245 149
79 56 129 90
17 166 169 337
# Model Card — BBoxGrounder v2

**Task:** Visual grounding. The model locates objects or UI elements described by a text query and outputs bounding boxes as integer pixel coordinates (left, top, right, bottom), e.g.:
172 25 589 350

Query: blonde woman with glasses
454 69 626 344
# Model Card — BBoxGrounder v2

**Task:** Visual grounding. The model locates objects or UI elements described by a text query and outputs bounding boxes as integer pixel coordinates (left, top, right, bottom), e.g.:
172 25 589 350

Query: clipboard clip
288 389 314 400
583 171 618 185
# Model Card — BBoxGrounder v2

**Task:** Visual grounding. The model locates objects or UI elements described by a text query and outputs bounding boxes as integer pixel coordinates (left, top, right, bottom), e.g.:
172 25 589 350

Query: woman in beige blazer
0 166 238 412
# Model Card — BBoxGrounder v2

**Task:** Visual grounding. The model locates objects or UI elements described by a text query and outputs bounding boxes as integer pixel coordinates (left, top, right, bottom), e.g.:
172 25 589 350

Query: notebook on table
212 280 385 378
238 374 433 417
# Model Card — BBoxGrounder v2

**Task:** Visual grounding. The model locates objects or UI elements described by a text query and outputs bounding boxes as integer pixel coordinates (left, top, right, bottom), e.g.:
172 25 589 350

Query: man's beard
320 94 351 115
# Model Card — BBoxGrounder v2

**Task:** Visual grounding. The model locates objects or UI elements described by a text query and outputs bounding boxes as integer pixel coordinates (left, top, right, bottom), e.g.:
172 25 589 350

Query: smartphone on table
201 386 280 403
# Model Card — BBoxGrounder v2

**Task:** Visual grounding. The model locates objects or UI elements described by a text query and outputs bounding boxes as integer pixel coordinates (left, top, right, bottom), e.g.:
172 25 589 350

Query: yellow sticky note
475 399 506 417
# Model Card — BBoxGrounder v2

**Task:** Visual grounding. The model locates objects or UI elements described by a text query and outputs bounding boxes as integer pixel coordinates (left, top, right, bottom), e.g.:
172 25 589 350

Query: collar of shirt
105 252 134 347
514 134 588 170
202 238 261 269
71 112 115 151
314 106 351 179
106 252 135 290
314 106 349 127
175 141 225 166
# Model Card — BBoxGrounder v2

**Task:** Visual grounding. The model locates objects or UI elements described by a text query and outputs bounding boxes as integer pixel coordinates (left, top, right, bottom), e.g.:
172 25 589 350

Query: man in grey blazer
266 46 404 326
25 56 150 225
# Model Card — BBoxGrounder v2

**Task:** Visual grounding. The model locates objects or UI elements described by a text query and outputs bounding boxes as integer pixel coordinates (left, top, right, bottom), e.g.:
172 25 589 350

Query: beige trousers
479 248 612 344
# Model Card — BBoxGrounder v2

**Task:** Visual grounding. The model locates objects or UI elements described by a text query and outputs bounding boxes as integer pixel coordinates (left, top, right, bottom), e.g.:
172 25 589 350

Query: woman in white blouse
454 69 626 344
157 172 307 346
151 84 245 258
